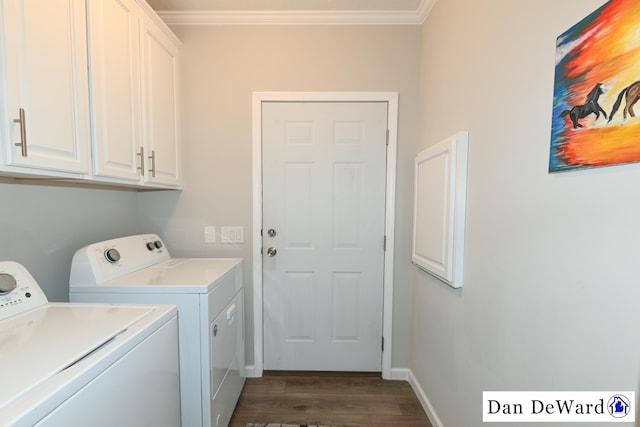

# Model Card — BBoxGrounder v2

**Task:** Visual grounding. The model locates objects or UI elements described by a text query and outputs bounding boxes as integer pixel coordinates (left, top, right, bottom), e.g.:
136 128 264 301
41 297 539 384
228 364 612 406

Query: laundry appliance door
0 303 179 427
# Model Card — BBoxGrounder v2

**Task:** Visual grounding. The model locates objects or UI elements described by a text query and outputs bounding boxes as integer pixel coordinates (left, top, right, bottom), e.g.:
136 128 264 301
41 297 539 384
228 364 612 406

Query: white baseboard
244 365 262 378
407 369 444 427
390 367 410 381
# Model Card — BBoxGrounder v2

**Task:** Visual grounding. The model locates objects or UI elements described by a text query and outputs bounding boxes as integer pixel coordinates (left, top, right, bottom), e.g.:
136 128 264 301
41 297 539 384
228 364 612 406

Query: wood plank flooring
229 372 433 427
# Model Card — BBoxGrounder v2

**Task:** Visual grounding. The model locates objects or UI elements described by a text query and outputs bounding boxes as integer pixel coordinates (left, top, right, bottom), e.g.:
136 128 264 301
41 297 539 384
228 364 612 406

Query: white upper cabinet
0 0 181 188
0 0 91 176
88 0 143 182
140 10 181 187
88 0 181 188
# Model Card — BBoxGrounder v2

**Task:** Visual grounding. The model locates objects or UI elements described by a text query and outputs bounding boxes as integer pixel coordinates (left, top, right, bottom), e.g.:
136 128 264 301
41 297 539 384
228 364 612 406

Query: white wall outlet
221 226 244 243
204 226 216 243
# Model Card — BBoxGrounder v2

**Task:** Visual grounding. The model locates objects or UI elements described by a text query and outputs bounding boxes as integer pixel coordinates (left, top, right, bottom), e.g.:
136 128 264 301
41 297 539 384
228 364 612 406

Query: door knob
267 228 277 237
266 247 277 257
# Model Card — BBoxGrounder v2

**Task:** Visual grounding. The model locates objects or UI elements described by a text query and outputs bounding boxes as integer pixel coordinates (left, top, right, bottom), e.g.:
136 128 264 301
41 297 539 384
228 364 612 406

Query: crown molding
418 0 437 23
156 0 437 26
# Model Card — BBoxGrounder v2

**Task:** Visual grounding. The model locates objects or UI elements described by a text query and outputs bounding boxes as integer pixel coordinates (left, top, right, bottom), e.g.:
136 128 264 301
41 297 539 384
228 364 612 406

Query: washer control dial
104 248 121 263
146 242 155 251
0 273 17 295
154 240 163 249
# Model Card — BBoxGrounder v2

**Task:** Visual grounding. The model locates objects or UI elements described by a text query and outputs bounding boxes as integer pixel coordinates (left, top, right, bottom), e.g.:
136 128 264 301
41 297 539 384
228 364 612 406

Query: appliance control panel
0 261 48 321
70 234 172 285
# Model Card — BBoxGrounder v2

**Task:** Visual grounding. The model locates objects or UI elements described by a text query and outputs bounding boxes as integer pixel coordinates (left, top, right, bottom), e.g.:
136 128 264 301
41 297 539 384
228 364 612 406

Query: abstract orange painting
550 0 640 172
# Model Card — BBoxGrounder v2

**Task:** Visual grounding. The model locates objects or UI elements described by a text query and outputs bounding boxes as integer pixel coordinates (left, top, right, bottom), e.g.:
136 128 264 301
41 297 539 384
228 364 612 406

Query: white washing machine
69 234 245 427
0 261 180 427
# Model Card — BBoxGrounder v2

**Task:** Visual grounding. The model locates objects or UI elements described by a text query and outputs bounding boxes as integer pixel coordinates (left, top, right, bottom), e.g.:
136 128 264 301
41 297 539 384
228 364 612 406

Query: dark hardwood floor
229 372 433 427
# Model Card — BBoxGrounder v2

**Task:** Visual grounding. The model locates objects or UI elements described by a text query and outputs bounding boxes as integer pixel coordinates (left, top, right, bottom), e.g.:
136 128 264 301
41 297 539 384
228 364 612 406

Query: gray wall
0 180 140 302
414 0 640 426
137 24 422 369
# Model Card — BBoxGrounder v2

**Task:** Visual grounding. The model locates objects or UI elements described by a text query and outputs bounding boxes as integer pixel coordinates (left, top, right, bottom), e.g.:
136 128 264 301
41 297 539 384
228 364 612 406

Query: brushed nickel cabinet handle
148 150 156 177
13 108 27 157
137 146 145 176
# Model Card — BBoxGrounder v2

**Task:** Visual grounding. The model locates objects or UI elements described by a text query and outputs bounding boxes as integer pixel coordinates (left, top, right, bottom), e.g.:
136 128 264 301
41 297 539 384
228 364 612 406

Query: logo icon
607 394 631 418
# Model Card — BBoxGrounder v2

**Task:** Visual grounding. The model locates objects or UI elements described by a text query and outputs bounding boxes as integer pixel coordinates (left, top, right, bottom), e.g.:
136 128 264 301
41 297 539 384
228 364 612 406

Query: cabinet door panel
2 0 90 174
141 18 181 187
88 0 142 182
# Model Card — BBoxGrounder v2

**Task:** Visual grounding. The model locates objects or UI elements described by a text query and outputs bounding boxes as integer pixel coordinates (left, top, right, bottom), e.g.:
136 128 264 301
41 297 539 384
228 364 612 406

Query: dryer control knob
104 248 121 263
0 273 17 295
154 240 163 249
146 242 155 251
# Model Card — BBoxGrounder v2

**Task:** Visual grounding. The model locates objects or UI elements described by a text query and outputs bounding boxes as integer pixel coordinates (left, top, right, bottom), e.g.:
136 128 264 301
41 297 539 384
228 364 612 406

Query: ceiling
145 0 435 25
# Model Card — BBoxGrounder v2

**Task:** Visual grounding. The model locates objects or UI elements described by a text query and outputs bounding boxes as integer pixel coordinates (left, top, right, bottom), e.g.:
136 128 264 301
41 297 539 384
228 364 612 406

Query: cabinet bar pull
13 108 27 157
148 150 156 177
137 146 144 176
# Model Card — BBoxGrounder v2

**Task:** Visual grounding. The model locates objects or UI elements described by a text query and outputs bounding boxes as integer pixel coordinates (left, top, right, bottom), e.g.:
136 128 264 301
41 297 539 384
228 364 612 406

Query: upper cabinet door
88 0 143 182
1 0 90 174
141 14 181 187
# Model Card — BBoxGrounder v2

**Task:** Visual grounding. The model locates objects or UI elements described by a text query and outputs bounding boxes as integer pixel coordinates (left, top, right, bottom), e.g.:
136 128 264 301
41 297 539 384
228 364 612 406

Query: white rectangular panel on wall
412 131 469 288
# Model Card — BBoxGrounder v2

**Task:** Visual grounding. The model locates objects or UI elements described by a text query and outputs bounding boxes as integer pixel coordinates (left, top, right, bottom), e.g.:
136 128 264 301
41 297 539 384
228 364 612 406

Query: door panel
88 0 142 181
141 16 180 186
262 101 387 371
2 0 90 173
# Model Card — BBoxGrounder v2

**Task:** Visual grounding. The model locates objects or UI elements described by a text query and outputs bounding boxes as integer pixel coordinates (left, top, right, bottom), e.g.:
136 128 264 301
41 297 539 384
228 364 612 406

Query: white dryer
69 234 245 427
0 261 180 427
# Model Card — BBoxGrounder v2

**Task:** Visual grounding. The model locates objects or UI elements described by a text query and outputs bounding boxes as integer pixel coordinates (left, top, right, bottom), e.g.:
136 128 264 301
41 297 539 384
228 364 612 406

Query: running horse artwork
559 83 607 128
607 80 640 122
549 0 640 173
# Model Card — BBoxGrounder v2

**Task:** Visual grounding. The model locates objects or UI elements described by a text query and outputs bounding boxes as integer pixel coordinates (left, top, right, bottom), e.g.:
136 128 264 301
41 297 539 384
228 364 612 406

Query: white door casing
248 93 397 378
262 101 387 371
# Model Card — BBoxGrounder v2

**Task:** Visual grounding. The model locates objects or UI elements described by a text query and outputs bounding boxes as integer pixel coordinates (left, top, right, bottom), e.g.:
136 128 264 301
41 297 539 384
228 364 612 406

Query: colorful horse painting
608 80 640 122
559 83 607 128
550 0 640 172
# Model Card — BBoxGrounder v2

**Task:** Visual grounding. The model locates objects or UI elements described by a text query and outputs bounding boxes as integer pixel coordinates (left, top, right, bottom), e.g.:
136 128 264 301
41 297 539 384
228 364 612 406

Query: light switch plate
204 226 216 243
221 226 244 243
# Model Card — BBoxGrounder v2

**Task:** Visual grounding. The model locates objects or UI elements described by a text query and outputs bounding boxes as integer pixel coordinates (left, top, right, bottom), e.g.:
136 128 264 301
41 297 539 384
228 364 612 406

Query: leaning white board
412 131 468 288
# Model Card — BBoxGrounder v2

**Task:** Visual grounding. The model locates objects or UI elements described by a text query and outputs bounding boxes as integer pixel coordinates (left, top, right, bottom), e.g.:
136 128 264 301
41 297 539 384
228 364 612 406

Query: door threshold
263 370 382 377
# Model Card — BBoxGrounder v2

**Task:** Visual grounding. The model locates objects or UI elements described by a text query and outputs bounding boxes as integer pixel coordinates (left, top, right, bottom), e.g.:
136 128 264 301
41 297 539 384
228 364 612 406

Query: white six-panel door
262 101 388 371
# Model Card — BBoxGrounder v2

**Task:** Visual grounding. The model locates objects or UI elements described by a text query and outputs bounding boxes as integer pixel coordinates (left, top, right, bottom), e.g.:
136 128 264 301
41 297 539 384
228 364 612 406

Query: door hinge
383 235 387 251
386 129 389 146
381 336 384 352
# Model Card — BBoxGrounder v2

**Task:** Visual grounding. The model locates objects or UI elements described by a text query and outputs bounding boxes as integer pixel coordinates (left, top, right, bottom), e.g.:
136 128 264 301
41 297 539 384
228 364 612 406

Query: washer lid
0 303 155 409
